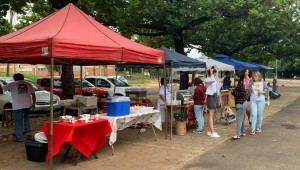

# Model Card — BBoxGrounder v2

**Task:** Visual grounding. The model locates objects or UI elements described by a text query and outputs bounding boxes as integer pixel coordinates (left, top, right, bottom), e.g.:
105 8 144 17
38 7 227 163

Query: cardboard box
60 99 73 106
74 95 97 106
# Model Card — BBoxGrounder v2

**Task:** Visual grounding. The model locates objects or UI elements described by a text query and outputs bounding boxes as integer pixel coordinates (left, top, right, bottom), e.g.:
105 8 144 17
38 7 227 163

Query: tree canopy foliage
1 0 299 74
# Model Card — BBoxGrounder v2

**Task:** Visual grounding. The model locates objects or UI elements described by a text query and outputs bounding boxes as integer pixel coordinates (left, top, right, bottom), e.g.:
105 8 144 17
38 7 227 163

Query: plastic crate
25 139 48 163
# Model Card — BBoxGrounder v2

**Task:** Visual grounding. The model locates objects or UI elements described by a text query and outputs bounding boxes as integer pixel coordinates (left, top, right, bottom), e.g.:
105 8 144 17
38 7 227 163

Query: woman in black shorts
204 67 221 138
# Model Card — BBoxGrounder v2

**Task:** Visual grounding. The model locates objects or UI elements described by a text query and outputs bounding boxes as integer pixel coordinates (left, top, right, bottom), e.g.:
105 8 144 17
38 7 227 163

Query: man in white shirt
0 73 36 142
157 78 172 123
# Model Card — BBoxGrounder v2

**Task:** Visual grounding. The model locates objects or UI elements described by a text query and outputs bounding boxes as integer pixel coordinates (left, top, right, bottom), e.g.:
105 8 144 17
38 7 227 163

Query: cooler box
25 139 48 163
107 97 130 116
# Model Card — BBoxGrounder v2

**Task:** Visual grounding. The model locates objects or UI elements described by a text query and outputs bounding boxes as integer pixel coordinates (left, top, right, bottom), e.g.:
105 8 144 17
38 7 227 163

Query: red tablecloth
41 119 112 161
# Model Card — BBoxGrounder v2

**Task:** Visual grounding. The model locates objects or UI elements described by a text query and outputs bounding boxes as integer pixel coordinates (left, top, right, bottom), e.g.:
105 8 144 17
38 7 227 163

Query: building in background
0 64 115 77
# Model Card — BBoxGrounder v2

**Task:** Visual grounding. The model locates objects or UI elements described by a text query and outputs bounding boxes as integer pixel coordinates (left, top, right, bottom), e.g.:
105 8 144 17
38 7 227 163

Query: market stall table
41 119 112 165
99 110 161 154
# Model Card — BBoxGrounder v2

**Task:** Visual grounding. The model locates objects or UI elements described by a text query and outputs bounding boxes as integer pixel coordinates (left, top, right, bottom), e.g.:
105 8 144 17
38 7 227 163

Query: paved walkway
0 87 298 170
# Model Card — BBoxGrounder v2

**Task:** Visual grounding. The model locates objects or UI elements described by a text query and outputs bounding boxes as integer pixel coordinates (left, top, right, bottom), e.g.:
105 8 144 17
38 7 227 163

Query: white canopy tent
186 49 235 71
194 56 235 71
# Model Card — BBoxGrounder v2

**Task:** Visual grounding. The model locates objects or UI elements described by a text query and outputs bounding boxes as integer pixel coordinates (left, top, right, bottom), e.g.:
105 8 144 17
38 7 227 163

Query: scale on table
174 90 193 105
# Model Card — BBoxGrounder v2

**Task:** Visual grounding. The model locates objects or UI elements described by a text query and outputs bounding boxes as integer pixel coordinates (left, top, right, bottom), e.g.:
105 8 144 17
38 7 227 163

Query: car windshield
74 79 94 88
107 78 130 87
53 79 94 88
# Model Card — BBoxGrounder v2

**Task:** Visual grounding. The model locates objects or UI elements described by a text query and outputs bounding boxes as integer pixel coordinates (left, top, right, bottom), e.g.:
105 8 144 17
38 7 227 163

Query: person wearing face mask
249 72 266 135
204 67 221 138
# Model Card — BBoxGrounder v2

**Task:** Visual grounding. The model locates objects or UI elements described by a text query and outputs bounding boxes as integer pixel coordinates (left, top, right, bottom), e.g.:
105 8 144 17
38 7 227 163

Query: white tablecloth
99 110 161 145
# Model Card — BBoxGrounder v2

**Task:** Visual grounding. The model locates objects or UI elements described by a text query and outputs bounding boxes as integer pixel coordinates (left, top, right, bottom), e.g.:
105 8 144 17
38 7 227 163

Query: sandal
232 135 240 140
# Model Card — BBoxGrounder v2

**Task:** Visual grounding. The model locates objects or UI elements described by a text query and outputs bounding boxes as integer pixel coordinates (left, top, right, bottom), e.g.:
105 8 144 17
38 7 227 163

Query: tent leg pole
49 58 54 170
163 65 168 139
114 65 118 95
80 66 83 95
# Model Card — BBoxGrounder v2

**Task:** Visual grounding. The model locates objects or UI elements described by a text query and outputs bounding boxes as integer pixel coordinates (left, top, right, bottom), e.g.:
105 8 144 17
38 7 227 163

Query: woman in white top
157 78 172 123
249 72 266 135
204 68 221 138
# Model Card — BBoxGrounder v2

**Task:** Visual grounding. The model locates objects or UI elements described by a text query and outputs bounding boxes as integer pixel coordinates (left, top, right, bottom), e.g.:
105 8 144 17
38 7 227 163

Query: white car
85 76 139 96
0 77 61 115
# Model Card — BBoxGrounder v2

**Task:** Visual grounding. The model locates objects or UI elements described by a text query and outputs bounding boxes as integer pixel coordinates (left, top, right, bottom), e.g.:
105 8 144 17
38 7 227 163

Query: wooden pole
49 58 54 170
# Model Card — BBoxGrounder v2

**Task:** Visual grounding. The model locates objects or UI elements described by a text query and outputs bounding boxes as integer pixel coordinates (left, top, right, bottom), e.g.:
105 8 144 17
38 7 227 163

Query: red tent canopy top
0 4 164 66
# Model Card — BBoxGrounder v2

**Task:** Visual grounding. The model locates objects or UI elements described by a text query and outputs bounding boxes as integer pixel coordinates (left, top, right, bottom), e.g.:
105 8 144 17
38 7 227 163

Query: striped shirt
232 81 246 104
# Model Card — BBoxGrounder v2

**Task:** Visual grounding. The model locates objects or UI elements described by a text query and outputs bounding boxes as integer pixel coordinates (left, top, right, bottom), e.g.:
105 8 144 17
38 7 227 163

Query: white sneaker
256 128 261 133
210 132 220 138
207 132 212 136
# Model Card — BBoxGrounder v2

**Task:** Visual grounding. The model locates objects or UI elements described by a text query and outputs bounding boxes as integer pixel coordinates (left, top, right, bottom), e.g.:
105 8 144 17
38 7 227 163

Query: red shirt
193 84 206 105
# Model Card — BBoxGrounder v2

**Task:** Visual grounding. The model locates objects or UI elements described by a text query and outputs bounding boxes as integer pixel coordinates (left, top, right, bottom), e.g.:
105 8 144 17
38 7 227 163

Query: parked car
85 76 139 96
36 77 109 109
0 77 61 115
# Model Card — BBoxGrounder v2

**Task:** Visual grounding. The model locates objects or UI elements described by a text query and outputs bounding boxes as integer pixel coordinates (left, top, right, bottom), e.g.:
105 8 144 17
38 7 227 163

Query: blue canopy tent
212 54 259 71
119 47 206 69
249 62 274 81
160 47 206 68
249 62 274 71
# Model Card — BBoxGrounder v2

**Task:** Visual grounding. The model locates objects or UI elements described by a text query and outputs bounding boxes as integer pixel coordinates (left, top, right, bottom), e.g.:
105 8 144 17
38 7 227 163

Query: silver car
0 77 61 115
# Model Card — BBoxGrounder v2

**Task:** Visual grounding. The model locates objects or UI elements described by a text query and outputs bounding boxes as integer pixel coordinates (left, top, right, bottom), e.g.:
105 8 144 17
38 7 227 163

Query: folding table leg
150 124 157 141
92 153 98 159
73 153 82 166
62 145 72 162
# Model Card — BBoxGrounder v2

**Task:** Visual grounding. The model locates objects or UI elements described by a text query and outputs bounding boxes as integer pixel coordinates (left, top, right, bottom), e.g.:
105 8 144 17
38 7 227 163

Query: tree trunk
174 30 189 90
61 65 74 99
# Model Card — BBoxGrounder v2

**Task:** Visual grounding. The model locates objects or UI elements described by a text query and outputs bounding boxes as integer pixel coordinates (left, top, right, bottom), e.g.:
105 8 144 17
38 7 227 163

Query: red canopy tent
0 4 165 168
0 4 164 65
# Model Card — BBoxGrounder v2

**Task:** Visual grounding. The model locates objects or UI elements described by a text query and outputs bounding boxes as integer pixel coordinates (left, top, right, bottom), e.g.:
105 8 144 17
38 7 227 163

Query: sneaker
210 132 220 138
193 130 203 133
241 133 246 136
250 130 255 135
207 131 212 136
256 128 261 133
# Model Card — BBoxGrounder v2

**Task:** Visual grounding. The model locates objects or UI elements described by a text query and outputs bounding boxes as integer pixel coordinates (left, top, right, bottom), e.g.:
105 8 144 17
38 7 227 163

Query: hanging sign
42 47 49 56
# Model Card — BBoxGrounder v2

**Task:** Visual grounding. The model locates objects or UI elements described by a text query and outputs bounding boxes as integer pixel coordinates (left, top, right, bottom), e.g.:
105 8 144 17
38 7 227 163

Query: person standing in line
192 77 206 133
205 67 221 138
157 78 172 124
243 68 253 125
249 72 266 135
232 73 247 139
0 73 36 142
222 71 231 90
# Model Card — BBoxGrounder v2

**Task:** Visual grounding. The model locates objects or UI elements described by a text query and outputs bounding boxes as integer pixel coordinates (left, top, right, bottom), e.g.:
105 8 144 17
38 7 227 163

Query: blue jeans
250 100 265 130
14 108 31 141
236 102 247 135
194 105 205 131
